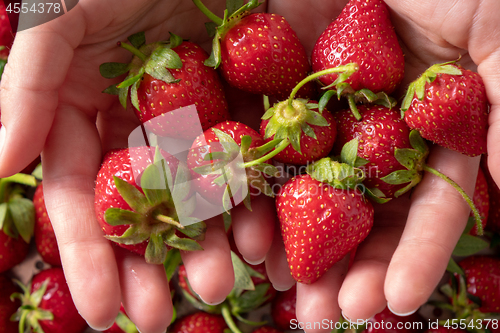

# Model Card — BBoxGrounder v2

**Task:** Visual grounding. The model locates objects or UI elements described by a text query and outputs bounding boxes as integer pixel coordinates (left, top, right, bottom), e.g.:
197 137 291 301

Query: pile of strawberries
1 0 500 332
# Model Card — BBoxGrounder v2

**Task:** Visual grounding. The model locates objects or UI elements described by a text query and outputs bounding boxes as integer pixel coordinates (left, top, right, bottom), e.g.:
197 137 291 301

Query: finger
385 145 479 315
181 215 234 305
339 195 411 322
42 106 121 330
265 220 296 291
0 9 86 177
115 248 173 333
295 256 350 333
231 195 275 264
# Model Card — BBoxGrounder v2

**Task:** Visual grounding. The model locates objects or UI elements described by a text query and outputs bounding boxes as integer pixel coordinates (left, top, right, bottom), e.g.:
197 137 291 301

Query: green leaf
113 176 150 214
365 187 390 204
8 198 35 243
99 62 130 79
205 30 222 68
231 251 255 293
168 32 184 49
340 139 359 167
178 221 206 241
105 208 143 226
127 31 146 49
31 280 50 307
261 106 276 120
205 22 218 38
118 82 129 109
463 217 476 235
0 202 8 230
305 110 329 127
31 164 43 180
288 126 302 153
401 83 416 112
106 225 150 245
117 71 143 89
231 283 270 314
145 47 182 83
409 130 428 154
319 90 336 113
227 0 244 15
381 169 420 185
141 164 170 206
393 148 422 170
240 135 252 155
452 234 489 257
223 211 232 232
163 249 182 281
0 58 6 80
301 123 317 139
130 80 140 111
145 233 168 264
446 257 464 275
165 232 203 251
212 128 240 155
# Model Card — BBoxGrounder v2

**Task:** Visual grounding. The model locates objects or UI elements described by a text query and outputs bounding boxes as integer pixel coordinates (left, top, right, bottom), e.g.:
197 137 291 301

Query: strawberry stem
422 165 483 235
118 41 147 62
192 0 223 26
156 214 184 229
221 302 243 333
288 63 358 106
242 140 290 168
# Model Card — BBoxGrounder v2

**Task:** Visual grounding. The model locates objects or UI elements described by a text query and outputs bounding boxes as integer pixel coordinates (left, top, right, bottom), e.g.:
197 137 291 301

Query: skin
0 0 498 332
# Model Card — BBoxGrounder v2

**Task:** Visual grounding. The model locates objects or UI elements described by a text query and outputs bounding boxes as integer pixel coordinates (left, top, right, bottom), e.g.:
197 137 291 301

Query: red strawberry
469 167 489 236
425 327 467 333
94 146 206 264
33 182 62 266
365 307 423 333
10 267 88 333
0 173 37 273
277 156 375 284
259 99 337 165
0 274 20 333
195 1 313 100
332 105 411 198
252 326 284 333
312 0 404 118
271 285 297 331
170 312 228 333
100 32 229 140
402 61 489 157
457 255 500 313
0 0 13 79
481 158 500 234
188 120 278 210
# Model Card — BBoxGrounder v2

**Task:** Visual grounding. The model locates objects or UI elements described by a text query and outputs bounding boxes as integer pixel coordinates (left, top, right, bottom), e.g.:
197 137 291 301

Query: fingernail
86 320 114 331
243 256 265 265
387 302 418 316
0 126 6 156
341 310 369 325
198 293 226 306
272 283 293 292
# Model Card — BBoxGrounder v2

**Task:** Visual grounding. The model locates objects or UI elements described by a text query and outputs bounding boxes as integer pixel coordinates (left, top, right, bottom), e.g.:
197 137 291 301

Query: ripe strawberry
0 274 20 333
188 120 279 210
10 267 88 333
170 312 228 333
469 167 489 236
481 158 500 234
0 173 37 273
33 182 62 266
260 99 337 165
100 32 229 140
277 154 375 284
332 105 411 198
402 61 489 157
271 285 296 331
312 0 404 119
457 255 500 313
0 0 13 78
94 146 206 264
195 1 313 100
365 307 423 333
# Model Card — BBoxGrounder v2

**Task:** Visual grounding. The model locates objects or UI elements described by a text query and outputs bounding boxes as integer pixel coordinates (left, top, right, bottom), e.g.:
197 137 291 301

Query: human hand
262 0 495 331
0 1 276 332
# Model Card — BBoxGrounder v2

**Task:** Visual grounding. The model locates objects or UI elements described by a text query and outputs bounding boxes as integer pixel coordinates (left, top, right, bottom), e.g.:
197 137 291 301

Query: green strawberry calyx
179 252 271 333
99 31 184 112
0 173 37 244
401 59 463 113
245 64 358 164
306 139 389 204
192 0 264 68
10 278 54 333
381 130 484 235
105 147 206 264
193 128 282 213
